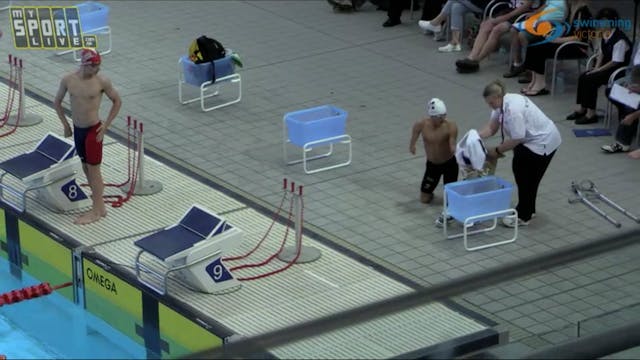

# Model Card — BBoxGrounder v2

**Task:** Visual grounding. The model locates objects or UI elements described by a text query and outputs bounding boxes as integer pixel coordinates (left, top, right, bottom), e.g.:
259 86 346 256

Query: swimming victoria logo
523 8 632 46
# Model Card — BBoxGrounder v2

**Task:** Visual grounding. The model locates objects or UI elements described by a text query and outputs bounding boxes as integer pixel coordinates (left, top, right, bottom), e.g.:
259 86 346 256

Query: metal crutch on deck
569 180 640 228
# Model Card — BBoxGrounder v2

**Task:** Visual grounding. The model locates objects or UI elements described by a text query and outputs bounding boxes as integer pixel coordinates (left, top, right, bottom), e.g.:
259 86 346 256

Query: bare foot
74 210 104 225
629 149 640 159
521 82 534 93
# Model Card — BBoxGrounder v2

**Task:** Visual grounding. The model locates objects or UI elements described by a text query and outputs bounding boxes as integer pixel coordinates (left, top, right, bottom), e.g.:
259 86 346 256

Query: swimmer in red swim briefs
54 48 122 225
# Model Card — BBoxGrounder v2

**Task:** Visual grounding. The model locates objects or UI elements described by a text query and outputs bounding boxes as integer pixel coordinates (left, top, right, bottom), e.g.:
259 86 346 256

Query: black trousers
524 43 588 75
388 0 444 21
605 87 640 146
512 144 556 221
576 67 620 110
388 0 412 20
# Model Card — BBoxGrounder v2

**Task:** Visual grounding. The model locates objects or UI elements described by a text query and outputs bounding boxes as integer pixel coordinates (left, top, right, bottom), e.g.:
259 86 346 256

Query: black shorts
421 156 459 194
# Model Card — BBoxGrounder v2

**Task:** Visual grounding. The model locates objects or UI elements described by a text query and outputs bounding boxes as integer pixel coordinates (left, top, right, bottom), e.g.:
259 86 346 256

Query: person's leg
75 164 107 224
431 1 454 26
74 123 106 225
527 150 555 218
438 2 466 51
474 21 510 62
384 0 405 26
421 0 447 20
465 19 494 60
442 156 459 185
420 161 442 203
613 117 639 148
569 71 590 118
511 144 540 222
575 69 616 123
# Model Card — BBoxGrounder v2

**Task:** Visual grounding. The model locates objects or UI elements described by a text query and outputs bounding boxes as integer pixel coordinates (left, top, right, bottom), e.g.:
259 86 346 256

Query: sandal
523 88 549 96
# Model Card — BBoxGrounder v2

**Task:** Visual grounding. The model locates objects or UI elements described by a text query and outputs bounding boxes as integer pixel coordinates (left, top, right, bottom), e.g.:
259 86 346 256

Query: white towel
456 129 487 171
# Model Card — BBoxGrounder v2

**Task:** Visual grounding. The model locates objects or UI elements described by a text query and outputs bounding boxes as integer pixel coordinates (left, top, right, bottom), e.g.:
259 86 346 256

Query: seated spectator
382 0 422 27
419 0 491 52
502 0 570 78
504 0 568 79
456 0 538 73
601 65 640 153
567 7 632 124
520 0 592 96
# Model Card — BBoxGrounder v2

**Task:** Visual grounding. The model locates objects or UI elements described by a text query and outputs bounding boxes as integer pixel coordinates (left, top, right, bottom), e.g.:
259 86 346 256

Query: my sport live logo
10 6 97 49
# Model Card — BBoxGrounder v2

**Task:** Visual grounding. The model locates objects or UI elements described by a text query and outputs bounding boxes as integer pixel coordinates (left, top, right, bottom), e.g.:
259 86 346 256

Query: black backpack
189 35 226 82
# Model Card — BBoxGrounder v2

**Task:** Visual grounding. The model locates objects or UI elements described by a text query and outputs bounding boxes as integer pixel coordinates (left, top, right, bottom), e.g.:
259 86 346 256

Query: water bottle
556 71 566 94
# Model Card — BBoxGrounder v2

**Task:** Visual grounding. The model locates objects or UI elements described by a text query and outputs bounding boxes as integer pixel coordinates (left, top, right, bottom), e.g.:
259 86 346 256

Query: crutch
581 180 640 223
569 180 640 227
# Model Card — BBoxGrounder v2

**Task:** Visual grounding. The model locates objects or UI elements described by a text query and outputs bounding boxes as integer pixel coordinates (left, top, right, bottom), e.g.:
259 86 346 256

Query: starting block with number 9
134 205 244 295
0 133 91 213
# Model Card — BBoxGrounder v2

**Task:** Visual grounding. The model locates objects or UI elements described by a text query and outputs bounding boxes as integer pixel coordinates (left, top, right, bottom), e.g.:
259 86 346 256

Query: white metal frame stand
283 128 352 174
443 189 518 251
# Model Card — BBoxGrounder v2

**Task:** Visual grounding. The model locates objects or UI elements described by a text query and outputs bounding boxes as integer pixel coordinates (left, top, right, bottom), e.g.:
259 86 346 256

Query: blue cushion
0 152 57 180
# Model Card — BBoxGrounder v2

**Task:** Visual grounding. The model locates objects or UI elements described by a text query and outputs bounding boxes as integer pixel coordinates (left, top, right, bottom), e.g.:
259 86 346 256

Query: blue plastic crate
76 2 110 31
180 55 235 87
285 105 348 147
445 176 513 222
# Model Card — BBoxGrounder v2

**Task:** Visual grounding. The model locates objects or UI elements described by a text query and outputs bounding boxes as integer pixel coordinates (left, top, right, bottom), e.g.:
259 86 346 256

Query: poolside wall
0 204 228 359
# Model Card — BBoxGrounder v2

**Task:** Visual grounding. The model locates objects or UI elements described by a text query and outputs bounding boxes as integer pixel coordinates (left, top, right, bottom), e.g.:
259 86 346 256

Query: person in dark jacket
567 7 632 124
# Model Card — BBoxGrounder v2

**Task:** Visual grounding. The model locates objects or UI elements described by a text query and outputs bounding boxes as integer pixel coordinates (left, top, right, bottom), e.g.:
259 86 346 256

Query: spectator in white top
479 80 561 227
567 8 632 125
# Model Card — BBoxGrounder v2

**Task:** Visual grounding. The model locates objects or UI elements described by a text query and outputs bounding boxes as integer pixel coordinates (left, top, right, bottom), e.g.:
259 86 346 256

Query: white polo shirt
490 93 562 155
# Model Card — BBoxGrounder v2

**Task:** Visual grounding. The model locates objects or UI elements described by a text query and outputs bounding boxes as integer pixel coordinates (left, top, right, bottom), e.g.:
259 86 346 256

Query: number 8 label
61 179 88 202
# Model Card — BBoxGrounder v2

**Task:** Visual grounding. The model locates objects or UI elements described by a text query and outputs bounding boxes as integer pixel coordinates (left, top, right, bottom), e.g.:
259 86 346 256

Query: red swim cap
80 48 101 65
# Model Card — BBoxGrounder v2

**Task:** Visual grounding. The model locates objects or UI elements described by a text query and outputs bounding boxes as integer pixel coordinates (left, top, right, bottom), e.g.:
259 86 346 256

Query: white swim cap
428 98 447 117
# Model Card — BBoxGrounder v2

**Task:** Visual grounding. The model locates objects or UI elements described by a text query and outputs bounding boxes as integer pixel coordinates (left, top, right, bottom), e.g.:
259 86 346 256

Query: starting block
0 133 90 213
443 176 517 251
134 205 244 295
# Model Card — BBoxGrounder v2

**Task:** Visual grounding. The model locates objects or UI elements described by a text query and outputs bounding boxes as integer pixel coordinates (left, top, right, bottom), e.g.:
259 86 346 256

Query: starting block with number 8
0 133 91 213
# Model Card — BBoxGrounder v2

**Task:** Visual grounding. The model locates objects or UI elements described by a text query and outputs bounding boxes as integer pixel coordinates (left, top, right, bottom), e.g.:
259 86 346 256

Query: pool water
0 258 146 359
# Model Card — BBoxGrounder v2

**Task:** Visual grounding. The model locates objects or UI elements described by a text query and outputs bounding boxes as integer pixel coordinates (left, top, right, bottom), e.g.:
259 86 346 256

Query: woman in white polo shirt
478 80 561 227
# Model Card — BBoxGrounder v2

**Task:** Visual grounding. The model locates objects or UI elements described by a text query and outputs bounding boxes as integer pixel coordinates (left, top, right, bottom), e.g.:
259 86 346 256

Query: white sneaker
438 43 461 52
435 214 454 228
418 20 434 34
502 215 529 228
419 21 442 33
601 143 630 153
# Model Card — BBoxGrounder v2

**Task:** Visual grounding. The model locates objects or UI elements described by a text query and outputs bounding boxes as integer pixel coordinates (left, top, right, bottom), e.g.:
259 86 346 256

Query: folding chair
178 55 242 112
550 41 591 96
134 205 244 295
0 133 89 213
